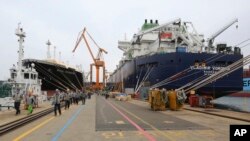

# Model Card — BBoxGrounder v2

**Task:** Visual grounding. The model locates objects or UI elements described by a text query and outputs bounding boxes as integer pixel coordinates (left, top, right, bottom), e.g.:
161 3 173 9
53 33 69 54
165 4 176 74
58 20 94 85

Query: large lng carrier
108 18 243 98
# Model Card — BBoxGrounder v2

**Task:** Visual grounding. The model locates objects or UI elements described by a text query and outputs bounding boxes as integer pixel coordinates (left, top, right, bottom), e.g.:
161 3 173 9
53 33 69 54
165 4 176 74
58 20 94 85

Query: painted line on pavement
51 105 83 141
13 108 69 141
113 102 177 141
105 100 156 141
13 116 55 141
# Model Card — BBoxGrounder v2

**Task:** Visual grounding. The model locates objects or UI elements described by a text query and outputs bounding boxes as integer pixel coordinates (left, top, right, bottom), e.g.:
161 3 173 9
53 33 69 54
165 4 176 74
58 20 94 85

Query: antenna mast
15 23 26 82
46 40 51 59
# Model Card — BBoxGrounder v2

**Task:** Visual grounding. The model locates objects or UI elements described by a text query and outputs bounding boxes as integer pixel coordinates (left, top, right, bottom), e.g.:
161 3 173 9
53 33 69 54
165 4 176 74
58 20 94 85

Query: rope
185 54 250 93
73 72 83 89
135 69 142 92
135 66 154 93
135 66 150 91
39 76 65 91
150 53 233 89
35 63 73 89
59 71 78 90
35 65 68 90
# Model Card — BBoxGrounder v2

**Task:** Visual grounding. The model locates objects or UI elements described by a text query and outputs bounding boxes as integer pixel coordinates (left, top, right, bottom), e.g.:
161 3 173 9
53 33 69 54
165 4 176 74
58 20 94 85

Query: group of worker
12 88 91 116
52 89 91 116
13 89 38 115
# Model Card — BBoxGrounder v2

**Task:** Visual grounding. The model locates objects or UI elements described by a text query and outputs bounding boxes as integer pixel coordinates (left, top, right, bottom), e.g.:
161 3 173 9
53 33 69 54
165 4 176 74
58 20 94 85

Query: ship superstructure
108 18 242 98
4 24 44 100
118 19 204 60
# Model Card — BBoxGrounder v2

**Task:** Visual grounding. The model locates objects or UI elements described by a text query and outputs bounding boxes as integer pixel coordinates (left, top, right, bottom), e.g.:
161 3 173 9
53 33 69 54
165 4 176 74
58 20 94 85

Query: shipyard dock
1 95 249 141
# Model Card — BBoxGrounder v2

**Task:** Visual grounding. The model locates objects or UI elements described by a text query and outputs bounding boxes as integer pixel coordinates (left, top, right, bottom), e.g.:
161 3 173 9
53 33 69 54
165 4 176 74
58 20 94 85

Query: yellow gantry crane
72 27 108 90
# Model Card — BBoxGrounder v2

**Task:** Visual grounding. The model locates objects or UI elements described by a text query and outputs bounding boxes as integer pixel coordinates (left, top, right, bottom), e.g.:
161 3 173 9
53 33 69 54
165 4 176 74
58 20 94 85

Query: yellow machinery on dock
149 89 166 111
149 89 186 111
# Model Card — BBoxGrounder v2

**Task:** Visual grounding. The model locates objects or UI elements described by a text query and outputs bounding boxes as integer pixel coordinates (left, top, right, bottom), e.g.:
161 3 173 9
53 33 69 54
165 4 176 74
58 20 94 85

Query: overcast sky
0 0 249 80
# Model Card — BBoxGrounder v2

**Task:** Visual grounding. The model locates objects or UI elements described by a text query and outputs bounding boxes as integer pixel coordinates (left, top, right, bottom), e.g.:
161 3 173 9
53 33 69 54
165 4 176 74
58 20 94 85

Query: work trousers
54 103 61 116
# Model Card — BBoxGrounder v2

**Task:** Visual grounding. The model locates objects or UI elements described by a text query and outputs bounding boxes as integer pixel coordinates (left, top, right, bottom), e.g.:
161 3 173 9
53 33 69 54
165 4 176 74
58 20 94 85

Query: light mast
15 23 26 82
46 40 51 59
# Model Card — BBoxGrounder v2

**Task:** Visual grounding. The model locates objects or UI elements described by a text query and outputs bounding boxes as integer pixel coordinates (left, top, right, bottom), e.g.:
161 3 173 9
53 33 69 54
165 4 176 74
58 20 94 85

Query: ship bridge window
24 73 29 79
11 73 16 79
33 75 37 80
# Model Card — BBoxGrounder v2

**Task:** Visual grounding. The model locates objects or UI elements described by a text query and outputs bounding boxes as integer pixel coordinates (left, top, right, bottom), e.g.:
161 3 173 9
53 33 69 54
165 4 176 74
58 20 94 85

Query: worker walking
27 92 34 114
53 89 62 116
69 91 73 105
13 89 22 115
76 91 80 105
88 92 91 99
105 92 109 99
72 91 76 104
80 91 86 105
64 90 70 110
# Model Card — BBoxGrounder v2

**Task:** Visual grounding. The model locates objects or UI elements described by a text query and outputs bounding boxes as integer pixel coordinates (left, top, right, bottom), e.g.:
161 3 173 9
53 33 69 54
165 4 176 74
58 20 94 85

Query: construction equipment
149 89 166 111
148 89 185 111
72 27 108 90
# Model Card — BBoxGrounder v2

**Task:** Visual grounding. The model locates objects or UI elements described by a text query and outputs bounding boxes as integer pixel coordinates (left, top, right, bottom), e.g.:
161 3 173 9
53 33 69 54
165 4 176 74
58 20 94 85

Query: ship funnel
150 19 153 24
145 19 147 24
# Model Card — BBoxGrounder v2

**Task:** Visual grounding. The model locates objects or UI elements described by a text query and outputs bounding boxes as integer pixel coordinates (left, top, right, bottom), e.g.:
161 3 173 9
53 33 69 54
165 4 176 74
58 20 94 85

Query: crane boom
72 28 96 64
207 18 238 48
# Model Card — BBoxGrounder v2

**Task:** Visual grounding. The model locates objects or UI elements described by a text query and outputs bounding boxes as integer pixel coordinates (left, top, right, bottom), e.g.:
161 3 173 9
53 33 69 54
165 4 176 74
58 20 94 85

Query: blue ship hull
109 52 243 98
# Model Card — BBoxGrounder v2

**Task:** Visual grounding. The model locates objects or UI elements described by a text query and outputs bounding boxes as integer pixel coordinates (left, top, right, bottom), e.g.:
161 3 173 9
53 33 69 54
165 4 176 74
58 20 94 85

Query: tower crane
72 27 108 90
